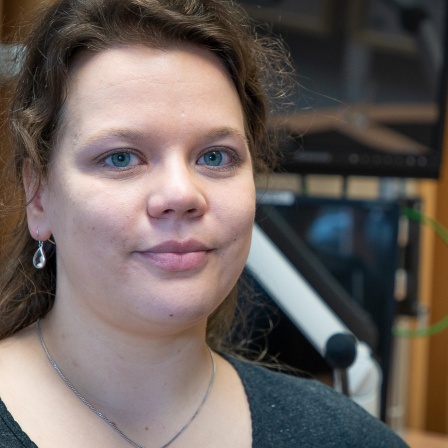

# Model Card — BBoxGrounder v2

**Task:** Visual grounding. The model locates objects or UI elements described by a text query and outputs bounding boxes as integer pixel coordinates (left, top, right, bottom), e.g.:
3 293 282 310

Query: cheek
220 183 256 253
212 194 254 301
46 181 138 248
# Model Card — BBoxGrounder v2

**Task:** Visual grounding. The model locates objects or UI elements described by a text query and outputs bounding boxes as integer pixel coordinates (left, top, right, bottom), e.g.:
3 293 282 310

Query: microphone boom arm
246 224 382 417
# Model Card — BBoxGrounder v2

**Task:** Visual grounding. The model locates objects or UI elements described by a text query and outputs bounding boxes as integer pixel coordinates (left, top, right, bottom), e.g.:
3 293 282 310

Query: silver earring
33 240 46 269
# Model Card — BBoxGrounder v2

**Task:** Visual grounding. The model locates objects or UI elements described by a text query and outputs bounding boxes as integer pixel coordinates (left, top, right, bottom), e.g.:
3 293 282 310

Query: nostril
147 191 206 219
160 208 197 216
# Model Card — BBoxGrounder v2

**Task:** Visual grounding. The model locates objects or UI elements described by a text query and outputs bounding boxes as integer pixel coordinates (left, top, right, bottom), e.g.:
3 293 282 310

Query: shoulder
226 355 408 448
0 331 40 448
0 399 37 448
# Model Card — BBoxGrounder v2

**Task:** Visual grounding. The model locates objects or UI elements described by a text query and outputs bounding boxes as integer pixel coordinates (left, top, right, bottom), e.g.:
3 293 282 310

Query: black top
227 355 408 447
0 356 408 447
0 398 37 448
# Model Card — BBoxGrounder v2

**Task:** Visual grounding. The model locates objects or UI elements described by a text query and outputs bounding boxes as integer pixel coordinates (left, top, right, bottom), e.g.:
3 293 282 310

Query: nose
146 162 207 219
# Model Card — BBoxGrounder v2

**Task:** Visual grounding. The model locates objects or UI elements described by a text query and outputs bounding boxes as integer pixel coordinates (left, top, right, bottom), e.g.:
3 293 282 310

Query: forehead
66 44 236 104
56 44 246 149
66 45 240 110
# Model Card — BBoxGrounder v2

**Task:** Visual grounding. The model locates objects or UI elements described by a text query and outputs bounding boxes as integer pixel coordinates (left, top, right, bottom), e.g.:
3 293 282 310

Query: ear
22 159 52 241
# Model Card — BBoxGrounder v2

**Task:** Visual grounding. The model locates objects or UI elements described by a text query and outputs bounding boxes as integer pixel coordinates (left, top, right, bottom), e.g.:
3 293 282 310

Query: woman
0 0 408 447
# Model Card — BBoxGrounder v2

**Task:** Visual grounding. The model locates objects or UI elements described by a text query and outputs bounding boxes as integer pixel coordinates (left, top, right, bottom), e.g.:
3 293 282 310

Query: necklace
36 320 216 448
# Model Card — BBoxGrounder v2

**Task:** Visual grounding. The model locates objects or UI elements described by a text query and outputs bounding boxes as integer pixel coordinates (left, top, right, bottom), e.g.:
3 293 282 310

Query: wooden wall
406 103 448 433
1 0 50 40
423 105 448 433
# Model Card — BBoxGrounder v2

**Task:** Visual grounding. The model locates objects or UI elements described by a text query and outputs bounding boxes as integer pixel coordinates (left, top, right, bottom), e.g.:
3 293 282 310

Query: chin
127 291 225 330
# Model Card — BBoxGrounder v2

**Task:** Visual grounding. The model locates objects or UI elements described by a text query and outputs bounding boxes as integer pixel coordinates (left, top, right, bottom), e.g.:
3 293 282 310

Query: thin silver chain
36 319 216 448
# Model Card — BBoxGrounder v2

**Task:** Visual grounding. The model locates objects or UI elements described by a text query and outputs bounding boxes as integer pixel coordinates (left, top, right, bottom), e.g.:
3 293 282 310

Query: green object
393 208 448 338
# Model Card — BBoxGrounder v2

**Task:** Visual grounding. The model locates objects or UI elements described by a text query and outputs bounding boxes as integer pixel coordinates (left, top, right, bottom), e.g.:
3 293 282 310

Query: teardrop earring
33 228 47 269
33 240 46 269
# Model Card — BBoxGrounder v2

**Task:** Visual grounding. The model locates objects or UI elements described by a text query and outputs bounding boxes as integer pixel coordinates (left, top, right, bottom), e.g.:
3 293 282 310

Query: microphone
324 333 357 397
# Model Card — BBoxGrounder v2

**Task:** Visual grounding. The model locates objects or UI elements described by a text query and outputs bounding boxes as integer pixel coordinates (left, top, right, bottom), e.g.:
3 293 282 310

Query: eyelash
99 150 143 171
98 147 241 172
197 147 241 170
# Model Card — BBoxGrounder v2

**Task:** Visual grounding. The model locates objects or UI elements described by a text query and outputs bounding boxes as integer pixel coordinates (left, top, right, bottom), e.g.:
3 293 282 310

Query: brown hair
0 0 292 346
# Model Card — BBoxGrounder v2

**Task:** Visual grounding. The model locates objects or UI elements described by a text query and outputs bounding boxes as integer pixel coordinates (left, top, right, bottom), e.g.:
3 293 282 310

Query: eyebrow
203 126 249 147
79 126 249 149
79 128 145 148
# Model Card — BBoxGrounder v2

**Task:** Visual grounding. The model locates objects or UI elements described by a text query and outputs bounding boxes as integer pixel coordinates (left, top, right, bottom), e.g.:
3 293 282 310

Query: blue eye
203 151 223 166
110 152 131 167
198 150 227 167
103 151 141 169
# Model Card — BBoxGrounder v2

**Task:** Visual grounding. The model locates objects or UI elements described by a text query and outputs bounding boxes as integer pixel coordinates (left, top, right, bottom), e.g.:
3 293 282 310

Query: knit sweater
0 356 408 447
227 356 408 447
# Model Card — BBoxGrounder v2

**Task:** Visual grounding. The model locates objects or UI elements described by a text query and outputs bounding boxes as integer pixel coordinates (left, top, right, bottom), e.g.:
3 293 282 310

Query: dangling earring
33 241 46 269
33 228 46 269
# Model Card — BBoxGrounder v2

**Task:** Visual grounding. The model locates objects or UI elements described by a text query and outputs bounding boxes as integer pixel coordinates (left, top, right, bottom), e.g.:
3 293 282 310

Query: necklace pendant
33 242 46 269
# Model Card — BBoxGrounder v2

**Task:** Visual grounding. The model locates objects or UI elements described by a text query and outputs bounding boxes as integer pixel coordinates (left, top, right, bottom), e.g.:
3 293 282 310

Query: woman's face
30 45 256 334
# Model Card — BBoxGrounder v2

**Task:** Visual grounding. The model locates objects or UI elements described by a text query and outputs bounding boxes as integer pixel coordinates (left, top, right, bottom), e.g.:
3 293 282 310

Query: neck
36 318 216 448
37 307 213 432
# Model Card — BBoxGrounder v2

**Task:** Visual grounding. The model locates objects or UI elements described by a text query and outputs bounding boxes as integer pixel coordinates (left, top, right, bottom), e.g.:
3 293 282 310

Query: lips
136 240 212 271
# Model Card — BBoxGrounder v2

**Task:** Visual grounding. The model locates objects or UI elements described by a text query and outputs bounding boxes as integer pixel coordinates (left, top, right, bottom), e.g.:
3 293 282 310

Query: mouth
135 240 213 271
146 240 211 254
